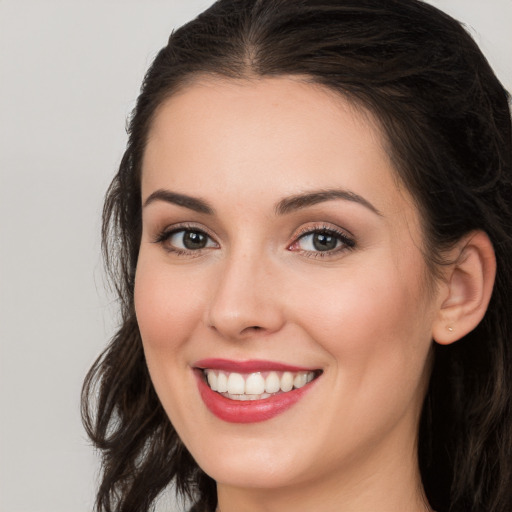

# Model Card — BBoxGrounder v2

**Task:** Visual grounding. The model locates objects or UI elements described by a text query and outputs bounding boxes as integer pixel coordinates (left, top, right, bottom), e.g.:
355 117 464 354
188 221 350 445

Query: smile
203 369 316 400
194 359 321 423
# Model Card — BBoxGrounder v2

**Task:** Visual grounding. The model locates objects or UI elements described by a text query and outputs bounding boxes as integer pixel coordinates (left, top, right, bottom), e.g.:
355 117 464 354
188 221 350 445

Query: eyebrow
143 187 381 217
275 189 382 216
143 189 214 214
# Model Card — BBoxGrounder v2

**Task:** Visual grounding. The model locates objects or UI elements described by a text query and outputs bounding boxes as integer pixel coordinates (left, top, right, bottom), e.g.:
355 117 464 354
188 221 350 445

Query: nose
205 249 286 340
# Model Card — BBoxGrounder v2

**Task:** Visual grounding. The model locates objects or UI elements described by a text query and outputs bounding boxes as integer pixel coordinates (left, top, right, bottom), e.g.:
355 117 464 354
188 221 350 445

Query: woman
82 1 512 511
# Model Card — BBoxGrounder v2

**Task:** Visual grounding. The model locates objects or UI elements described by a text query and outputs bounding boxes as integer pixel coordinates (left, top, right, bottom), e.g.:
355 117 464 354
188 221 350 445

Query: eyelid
151 221 355 258
152 222 219 254
288 223 356 256
293 223 355 240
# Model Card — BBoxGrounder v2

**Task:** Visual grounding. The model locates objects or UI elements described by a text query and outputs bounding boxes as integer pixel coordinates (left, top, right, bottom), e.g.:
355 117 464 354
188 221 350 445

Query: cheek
134 258 206 359
286 259 435 451
290 257 434 389
133 257 211 431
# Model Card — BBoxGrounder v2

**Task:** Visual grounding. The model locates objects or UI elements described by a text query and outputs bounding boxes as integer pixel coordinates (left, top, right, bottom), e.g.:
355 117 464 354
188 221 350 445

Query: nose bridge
206 242 284 339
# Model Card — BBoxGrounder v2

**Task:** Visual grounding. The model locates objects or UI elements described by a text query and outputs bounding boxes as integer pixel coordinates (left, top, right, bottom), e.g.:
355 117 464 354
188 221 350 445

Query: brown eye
311 232 338 251
162 228 217 252
182 230 208 249
296 229 352 253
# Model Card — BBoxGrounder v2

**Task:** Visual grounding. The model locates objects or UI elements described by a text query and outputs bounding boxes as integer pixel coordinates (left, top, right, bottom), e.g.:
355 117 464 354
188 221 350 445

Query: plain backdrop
0 1 510 511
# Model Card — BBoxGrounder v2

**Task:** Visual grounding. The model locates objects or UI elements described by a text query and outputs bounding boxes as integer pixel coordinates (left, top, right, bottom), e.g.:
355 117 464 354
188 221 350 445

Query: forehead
141 77 412 219
145 77 385 157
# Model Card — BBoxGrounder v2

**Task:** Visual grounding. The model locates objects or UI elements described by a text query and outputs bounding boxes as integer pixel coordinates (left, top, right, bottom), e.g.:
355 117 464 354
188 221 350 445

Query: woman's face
135 78 441 494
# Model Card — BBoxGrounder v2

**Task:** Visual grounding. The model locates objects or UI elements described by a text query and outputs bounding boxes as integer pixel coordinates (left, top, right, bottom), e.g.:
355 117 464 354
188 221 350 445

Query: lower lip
194 371 317 423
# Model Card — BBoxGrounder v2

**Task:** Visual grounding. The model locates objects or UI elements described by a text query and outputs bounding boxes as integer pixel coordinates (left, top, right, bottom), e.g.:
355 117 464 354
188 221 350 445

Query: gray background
0 1 510 511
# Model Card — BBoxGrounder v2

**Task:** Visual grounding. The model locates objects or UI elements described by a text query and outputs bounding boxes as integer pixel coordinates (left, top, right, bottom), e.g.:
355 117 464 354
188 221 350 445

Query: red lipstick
193 359 319 423
194 358 314 373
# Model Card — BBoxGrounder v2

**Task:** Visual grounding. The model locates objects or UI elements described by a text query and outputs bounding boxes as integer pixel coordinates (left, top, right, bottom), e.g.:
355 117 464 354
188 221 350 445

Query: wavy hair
82 1 512 511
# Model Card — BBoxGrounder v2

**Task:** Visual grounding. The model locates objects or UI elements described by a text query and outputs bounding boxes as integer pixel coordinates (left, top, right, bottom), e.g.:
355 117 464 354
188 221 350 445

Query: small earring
447 326 454 333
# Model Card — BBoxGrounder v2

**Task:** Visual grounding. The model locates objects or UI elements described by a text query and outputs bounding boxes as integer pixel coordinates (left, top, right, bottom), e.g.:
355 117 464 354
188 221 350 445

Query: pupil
183 231 207 250
313 232 337 251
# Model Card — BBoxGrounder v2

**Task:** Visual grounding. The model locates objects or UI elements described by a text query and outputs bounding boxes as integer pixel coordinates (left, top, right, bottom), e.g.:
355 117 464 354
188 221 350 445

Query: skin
135 77 441 511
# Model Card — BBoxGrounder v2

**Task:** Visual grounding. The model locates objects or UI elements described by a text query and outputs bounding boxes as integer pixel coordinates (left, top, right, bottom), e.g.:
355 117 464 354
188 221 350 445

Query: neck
217 472 431 512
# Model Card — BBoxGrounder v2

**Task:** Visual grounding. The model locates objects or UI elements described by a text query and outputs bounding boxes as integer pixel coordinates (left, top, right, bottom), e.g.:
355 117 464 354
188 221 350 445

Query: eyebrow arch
275 188 382 216
143 189 214 214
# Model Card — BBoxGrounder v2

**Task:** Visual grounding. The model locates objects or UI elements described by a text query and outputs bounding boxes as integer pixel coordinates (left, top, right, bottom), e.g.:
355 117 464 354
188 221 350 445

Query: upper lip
193 358 318 373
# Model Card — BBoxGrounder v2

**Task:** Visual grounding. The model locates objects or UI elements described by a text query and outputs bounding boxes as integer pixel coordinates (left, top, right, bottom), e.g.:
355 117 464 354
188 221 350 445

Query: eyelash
289 225 356 259
152 223 356 258
152 223 218 257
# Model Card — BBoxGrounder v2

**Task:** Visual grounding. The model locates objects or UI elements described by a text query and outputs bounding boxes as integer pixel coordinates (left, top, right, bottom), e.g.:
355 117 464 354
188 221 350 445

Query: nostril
240 325 262 335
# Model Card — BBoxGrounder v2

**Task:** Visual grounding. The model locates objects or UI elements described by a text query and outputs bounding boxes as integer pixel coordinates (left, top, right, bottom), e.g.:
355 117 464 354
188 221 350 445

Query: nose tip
205 258 285 340
207 294 284 340
208 319 266 339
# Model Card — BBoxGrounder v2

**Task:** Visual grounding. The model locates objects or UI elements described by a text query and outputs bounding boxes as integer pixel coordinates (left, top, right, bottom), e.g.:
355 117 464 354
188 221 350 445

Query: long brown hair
82 1 512 511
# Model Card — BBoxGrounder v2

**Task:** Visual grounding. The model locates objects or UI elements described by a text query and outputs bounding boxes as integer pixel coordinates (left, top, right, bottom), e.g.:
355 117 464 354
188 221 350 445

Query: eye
289 227 355 256
155 227 218 253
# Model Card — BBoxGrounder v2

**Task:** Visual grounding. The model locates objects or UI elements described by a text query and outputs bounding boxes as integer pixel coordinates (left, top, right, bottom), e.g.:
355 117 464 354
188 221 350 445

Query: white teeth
227 372 245 395
227 392 272 401
293 372 308 389
207 371 218 391
217 372 228 393
265 372 281 393
245 373 265 394
280 371 294 392
203 368 318 399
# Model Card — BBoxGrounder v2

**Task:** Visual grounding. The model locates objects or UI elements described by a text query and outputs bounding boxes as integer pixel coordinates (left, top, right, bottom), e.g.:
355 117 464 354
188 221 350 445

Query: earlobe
432 231 496 345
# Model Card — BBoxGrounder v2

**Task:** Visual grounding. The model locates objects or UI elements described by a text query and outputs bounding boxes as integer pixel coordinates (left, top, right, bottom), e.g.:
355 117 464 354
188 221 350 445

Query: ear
432 231 496 345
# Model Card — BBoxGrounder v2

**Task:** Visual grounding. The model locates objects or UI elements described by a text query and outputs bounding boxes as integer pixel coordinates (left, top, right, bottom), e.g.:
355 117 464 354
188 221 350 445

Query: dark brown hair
82 1 512 511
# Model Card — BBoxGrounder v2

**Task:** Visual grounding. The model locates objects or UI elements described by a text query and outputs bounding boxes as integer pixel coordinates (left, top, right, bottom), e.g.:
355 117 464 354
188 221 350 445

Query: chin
180 421 327 492
198 451 303 490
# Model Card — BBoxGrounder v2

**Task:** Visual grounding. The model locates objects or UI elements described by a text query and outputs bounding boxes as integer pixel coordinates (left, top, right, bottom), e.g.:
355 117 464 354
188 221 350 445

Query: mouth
193 359 322 423
201 368 318 401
